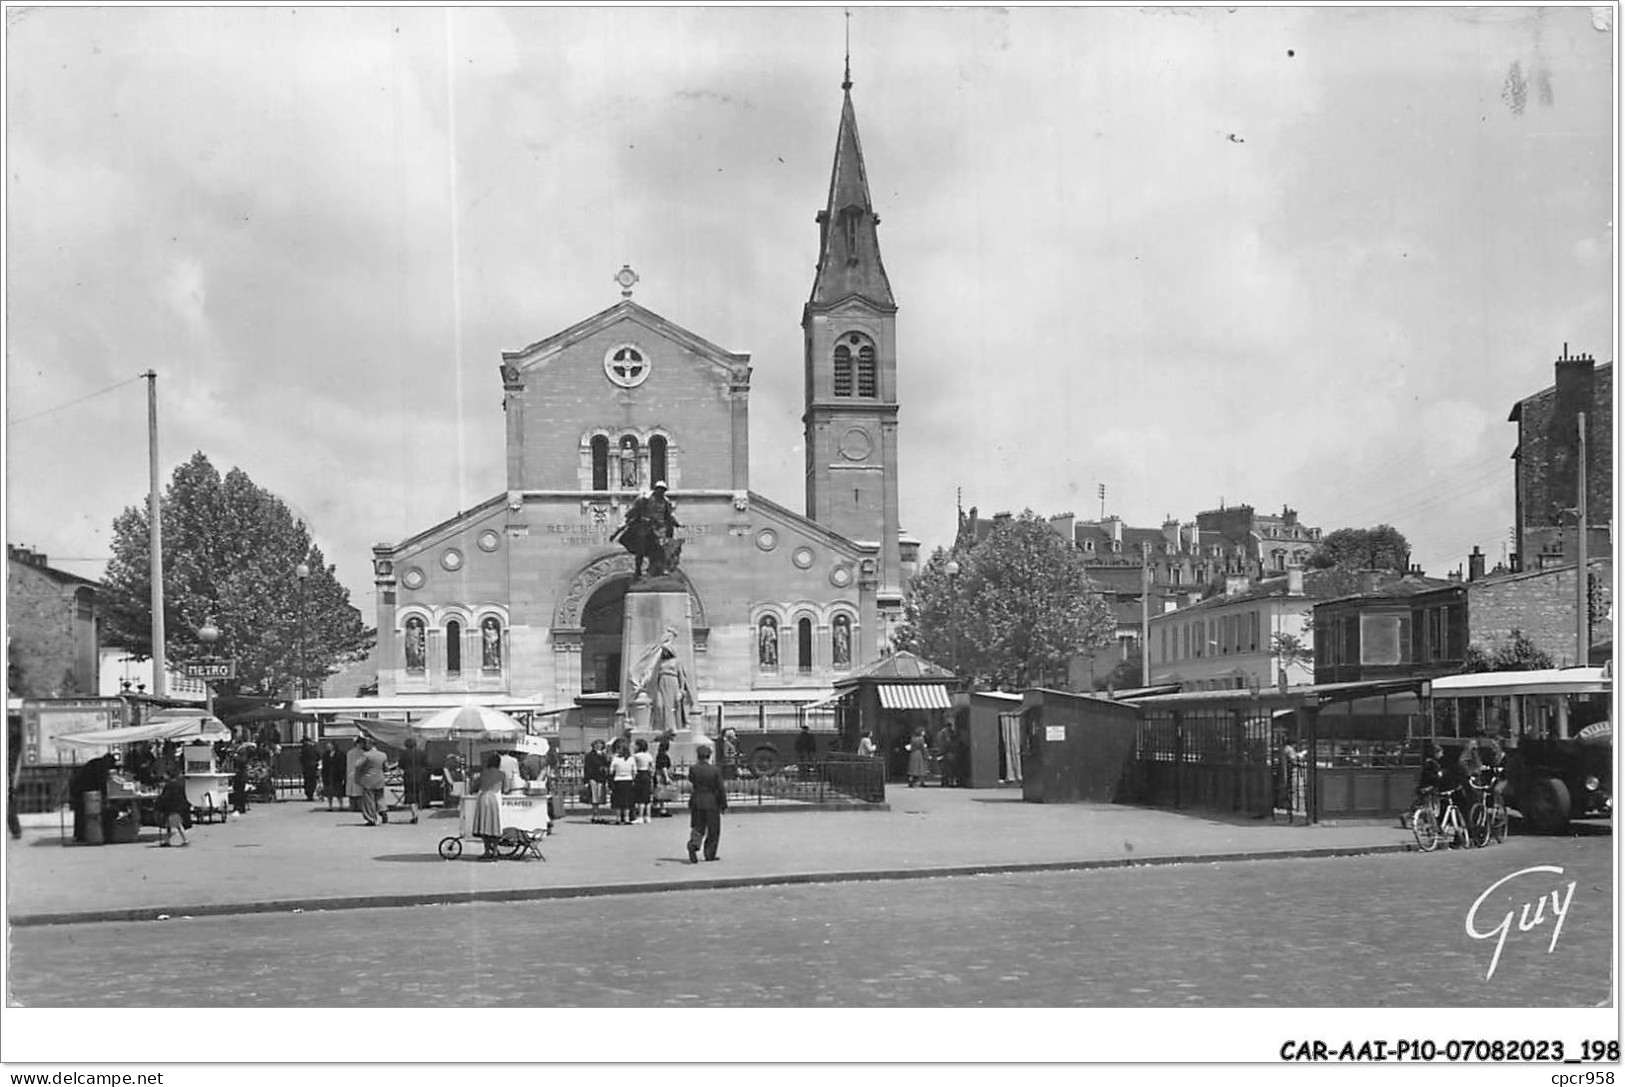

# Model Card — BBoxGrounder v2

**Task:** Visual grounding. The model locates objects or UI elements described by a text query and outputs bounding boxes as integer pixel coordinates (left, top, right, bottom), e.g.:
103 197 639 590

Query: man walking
686 744 728 863
355 736 389 826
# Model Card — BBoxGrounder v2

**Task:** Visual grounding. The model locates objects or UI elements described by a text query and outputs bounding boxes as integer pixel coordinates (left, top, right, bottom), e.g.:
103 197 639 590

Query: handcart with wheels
438 791 551 861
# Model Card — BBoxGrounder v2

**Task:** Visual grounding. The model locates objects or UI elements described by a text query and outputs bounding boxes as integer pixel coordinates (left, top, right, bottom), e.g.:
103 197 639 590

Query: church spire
808 53 895 311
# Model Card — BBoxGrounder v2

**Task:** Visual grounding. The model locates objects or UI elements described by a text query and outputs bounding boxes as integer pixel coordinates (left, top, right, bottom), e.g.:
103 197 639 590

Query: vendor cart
437 790 551 860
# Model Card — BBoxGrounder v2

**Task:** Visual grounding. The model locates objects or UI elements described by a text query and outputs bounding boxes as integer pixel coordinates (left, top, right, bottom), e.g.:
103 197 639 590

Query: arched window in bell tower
833 345 853 397
857 344 877 398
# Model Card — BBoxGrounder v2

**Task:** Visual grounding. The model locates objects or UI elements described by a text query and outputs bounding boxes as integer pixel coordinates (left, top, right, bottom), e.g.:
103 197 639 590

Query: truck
1428 667 1612 833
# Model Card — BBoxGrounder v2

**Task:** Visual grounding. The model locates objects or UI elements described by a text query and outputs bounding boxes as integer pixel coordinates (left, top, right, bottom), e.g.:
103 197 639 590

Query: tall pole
1140 541 1151 686
145 371 166 698
1576 411 1589 665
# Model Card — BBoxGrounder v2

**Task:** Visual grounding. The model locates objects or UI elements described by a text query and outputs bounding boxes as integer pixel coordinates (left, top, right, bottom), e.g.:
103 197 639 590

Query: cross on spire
843 8 852 90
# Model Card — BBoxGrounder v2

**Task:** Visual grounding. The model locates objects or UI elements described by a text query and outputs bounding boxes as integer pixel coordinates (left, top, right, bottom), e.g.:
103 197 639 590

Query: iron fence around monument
552 751 884 811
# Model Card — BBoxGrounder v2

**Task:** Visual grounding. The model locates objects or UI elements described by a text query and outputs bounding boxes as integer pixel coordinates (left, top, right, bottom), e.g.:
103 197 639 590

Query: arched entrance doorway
581 576 632 695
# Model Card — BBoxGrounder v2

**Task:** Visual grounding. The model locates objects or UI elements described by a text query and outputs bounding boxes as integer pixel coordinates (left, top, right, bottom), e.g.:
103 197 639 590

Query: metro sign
182 659 236 681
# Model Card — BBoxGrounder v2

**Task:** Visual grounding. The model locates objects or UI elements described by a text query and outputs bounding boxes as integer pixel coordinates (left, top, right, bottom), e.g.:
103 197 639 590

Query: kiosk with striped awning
832 650 960 778
878 684 953 710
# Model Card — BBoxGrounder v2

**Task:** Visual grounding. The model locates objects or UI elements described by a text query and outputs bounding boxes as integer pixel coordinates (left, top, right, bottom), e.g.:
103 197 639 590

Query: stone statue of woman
628 626 698 737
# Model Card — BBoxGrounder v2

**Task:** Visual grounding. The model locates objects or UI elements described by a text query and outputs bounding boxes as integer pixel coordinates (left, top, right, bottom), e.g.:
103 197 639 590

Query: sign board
182 659 236 680
22 698 125 766
1045 725 1067 742
515 734 552 756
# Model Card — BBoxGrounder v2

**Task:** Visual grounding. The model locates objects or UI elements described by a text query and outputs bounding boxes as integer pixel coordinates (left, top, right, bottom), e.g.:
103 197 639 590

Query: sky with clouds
5 6 1615 621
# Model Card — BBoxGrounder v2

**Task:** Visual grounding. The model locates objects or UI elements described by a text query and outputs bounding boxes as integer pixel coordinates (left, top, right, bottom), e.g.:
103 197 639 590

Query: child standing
157 770 190 847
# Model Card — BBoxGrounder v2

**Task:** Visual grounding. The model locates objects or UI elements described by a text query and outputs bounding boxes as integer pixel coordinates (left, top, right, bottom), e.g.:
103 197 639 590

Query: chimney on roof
1287 568 1304 596
1359 571 1378 594
1104 516 1122 543
1225 575 1249 596
1468 545 1486 582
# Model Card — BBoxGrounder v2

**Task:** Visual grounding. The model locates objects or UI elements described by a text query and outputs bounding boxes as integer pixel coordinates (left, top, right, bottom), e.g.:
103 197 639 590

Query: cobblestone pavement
8 835 1610 1008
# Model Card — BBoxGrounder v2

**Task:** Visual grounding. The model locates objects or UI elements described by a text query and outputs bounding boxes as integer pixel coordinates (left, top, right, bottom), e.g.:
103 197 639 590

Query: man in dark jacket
795 724 817 781
298 738 321 801
686 744 728 863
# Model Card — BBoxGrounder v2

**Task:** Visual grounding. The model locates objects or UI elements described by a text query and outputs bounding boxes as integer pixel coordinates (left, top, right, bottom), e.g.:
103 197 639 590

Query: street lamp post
197 619 220 718
295 562 311 702
945 558 961 688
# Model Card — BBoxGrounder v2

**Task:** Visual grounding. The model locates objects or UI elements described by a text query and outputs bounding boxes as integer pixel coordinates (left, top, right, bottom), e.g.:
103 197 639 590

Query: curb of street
5 841 1414 928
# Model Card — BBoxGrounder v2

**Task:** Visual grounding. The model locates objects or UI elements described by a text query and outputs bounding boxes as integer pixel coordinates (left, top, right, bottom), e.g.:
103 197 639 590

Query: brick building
370 74 916 710
1510 346 1612 571
956 503 1320 686
1460 559 1612 668
6 545 101 698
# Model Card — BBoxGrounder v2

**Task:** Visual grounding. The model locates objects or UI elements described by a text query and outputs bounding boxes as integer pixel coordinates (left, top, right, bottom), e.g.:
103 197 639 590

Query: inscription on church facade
545 523 723 546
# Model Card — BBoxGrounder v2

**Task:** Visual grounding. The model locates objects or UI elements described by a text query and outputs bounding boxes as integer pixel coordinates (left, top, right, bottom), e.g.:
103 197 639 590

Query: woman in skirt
470 753 506 860
609 741 637 825
631 737 655 824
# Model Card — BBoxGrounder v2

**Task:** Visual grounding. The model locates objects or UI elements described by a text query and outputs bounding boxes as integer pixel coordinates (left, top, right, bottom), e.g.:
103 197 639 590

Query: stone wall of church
517 324 743 492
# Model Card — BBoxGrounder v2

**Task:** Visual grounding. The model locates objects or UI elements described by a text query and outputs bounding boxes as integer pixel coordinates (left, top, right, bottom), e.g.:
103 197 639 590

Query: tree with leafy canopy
1462 629 1554 673
895 510 1117 690
1093 647 1143 692
1306 524 1412 572
100 452 374 699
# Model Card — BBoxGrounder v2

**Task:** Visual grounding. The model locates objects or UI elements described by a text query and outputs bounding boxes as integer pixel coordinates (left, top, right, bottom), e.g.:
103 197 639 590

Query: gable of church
502 301 751 493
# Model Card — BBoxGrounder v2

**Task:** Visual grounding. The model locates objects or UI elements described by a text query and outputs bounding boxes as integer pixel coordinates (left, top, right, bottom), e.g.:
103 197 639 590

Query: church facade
370 77 917 712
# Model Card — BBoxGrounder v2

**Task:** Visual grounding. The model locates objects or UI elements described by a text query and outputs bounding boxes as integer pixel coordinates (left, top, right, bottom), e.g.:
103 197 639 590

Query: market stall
56 708 230 838
348 704 554 841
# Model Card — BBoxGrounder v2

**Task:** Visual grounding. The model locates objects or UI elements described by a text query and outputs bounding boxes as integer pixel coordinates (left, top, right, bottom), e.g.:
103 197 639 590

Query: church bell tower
802 63 901 600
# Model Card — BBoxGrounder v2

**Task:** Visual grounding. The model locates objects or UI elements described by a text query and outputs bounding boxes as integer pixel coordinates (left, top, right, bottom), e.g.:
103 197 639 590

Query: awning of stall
55 708 228 747
693 689 836 706
1427 667 1610 698
878 684 952 710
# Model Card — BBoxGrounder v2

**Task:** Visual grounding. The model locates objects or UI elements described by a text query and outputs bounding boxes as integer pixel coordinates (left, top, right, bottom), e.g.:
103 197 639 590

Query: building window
446 619 462 677
404 617 426 673
591 435 609 490
480 617 502 672
1249 611 1260 652
832 614 852 669
797 618 814 674
833 345 853 396
1160 627 1168 664
619 436 640 489
649 435 668 487
757 616 779 671
857 345 877 397
1359 614 1408 666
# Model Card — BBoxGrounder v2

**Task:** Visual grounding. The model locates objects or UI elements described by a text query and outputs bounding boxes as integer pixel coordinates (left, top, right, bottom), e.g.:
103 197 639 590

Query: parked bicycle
1465 766 1509 848
1410 785 1471 852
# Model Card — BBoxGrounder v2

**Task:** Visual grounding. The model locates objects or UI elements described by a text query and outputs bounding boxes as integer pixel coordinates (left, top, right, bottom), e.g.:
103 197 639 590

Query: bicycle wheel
1411 803 1440 851
496 831 525 859
1489 795 1509 844
437 836 463 860
1467 801 1490 847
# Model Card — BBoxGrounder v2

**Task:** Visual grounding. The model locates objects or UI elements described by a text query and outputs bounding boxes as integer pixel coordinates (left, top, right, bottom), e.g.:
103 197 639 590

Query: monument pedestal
619 583 711 764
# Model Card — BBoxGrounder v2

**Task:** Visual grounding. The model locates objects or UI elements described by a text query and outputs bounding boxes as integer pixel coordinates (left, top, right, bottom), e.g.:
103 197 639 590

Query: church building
369 72 918 721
